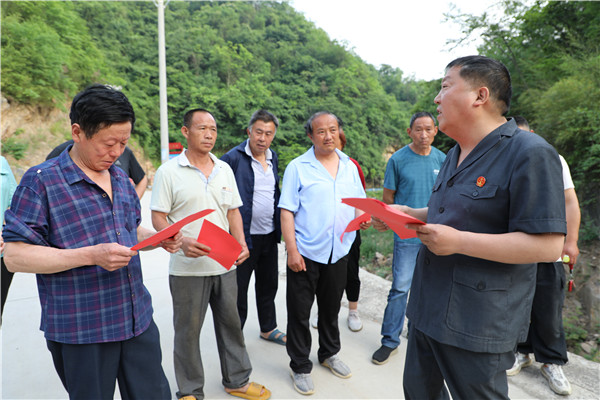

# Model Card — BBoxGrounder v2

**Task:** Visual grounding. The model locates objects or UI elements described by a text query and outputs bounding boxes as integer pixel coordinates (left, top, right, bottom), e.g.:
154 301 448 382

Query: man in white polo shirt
151 108 271 400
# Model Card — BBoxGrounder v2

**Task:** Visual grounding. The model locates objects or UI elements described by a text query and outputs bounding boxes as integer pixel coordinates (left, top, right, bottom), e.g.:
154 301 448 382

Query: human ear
71 124 83 142
474 87 490 106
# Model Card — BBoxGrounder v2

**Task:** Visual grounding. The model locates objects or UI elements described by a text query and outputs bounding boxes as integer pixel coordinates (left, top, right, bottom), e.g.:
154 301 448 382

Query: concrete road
2 191 598 399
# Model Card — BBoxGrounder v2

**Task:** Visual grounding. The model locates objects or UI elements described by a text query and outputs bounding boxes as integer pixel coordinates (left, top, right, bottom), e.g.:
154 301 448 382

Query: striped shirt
3 150 153 344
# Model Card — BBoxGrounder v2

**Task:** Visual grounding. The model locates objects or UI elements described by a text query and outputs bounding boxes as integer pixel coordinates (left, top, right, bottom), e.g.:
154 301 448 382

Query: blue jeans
381 241 421 349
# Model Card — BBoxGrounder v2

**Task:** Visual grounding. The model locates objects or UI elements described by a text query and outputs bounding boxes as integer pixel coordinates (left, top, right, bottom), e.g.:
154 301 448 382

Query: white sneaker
506 352 532 376
290 370 315 395
311 314 318 329
321 354 352 378
347 310 363 332
541 363 572 395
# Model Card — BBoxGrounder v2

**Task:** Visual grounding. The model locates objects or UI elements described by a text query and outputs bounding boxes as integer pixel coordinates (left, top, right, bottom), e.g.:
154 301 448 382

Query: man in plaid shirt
3 84 182 399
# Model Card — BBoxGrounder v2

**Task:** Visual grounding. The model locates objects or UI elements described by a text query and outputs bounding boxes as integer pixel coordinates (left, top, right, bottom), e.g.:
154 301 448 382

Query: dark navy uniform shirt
407 119 567 353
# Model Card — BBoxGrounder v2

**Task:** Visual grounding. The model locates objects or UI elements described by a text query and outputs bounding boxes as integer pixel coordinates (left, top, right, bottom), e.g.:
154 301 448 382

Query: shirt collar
301 146 349 165
244 139 272 161
449 119 518 176
58 144 122 186
178 149 220 169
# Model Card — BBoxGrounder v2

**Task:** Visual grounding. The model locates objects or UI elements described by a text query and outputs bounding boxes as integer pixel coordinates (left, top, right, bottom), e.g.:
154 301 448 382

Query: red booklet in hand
197 220 242 270
341 198 424 239
131 209 214 251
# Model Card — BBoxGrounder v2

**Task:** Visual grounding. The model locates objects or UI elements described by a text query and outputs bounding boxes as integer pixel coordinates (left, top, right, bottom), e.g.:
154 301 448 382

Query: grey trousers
170 272 252 400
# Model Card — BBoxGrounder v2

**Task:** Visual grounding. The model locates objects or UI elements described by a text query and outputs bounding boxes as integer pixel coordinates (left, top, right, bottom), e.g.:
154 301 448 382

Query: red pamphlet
197 220 242 270
131 209 214 251
341 198 425 239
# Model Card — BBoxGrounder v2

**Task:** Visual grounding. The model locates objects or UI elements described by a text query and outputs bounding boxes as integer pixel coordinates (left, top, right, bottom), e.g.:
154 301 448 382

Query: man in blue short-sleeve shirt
279 112 369 395
374 56 566 399
3 85 181 399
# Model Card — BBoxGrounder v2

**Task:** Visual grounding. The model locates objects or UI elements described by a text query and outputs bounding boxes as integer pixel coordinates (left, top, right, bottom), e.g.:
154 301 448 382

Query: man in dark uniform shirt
47 140 148 198
374 56 566 399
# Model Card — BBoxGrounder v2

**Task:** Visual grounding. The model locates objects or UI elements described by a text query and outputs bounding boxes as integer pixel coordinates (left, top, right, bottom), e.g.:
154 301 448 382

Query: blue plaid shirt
3 148 153 344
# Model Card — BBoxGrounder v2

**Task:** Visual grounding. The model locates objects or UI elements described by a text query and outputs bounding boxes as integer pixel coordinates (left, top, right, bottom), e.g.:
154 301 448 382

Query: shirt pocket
220 187 234 208
446 264 510 340
122 201 136 233
458 184 498 200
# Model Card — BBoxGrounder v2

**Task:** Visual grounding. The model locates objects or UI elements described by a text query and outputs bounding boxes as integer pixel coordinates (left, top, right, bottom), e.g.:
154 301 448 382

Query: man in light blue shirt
279 112 369 395
1 155 18 319
373 111 446 365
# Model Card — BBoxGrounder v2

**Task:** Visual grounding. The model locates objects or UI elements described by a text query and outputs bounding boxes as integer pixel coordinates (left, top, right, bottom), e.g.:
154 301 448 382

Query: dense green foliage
1 1 423 185
447 0 600 238
2 1 598 234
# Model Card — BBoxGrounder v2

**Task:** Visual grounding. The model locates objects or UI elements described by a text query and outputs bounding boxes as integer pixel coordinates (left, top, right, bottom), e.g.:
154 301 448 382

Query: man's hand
287 248 306 272
159 231 183 253
235 245 250 266
411 223 461 256
182 237 211 258
359 219 371 230
91 243 137 272
562 241 579 265
372 216 389 232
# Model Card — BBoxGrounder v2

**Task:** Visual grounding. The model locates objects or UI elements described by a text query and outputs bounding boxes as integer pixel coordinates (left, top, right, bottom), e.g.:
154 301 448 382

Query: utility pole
154 0 170 164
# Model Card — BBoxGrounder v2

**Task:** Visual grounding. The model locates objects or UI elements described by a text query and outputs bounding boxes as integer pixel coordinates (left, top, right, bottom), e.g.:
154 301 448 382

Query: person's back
506 116 578 396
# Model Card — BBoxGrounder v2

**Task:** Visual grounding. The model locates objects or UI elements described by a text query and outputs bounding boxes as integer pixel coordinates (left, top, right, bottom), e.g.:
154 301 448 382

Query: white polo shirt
151 150 243 276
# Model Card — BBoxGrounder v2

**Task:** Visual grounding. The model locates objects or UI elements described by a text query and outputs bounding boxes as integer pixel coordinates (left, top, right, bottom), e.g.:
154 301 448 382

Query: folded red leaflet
131 209 214 251
341 197 424 239
340 212 371 242
197 220 242 270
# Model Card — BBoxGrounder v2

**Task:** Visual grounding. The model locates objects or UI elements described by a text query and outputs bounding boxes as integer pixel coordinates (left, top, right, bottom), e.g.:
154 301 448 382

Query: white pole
156 0 169 164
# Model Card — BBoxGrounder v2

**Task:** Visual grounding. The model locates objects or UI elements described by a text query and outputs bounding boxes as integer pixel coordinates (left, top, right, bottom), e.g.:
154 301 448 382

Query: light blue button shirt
1 156 18 227
278 147 366 264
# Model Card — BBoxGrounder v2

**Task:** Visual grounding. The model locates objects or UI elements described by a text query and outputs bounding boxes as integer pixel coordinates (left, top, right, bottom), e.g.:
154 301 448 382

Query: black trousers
46 320 170 400
517 261 568 365
1 256 14 318
236 232 279 332
345 231 361 302
286 254 348 373
404 326 514 400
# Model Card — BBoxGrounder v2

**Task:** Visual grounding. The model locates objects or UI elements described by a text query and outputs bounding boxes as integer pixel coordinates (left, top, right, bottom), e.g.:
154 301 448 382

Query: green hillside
1 0 426 186
1 0 599 236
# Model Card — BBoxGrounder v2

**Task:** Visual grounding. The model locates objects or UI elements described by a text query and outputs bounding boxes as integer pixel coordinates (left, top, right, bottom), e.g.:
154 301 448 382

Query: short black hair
512 115 530 130
446 55 512 116
248 109 279 130
304 111 343 135
69 84 135 138
183 108 215 128
409 111 436 129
